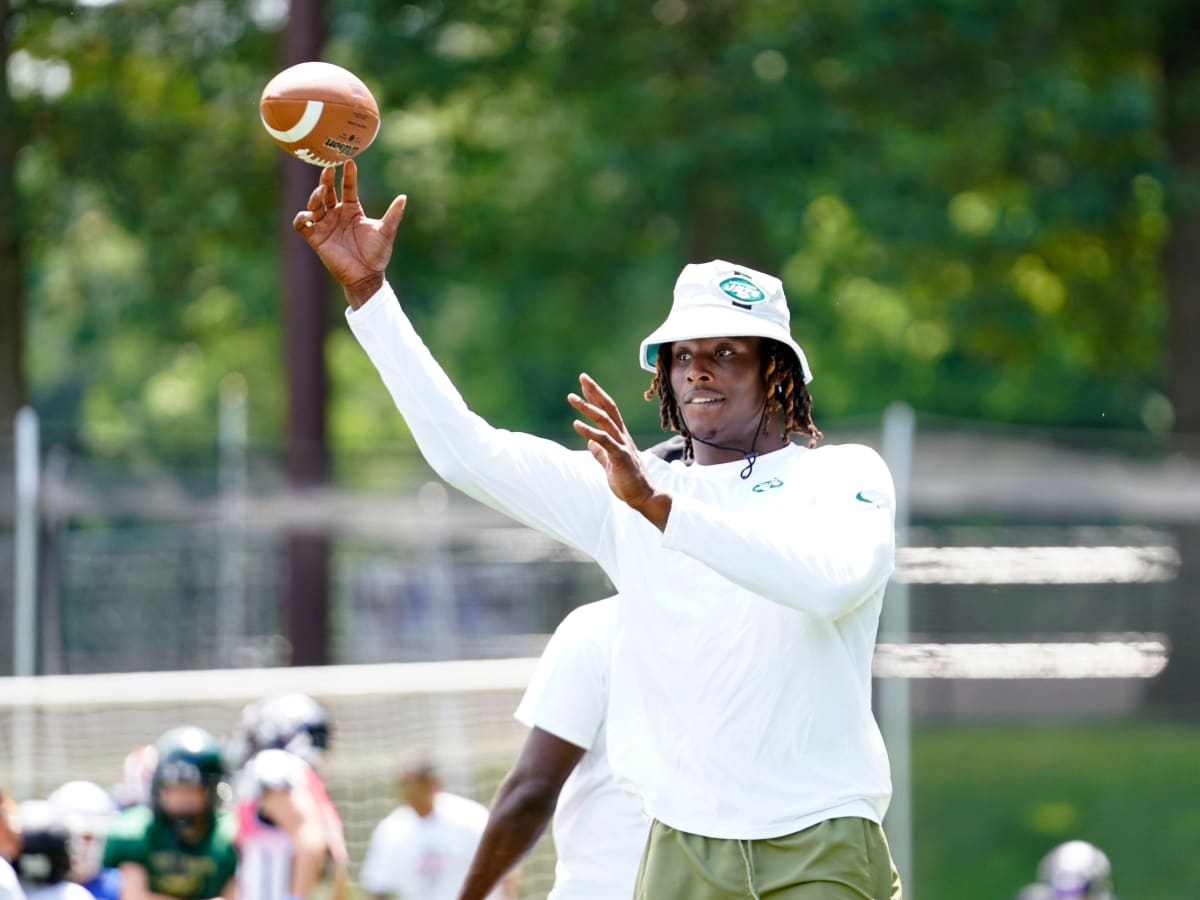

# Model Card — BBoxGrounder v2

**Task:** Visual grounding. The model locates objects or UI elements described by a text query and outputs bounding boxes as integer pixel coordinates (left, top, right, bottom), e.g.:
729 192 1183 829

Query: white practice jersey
515 598 649 900
348 285 896 840
22 885 93 900
0 860 26 900
359 793 497 900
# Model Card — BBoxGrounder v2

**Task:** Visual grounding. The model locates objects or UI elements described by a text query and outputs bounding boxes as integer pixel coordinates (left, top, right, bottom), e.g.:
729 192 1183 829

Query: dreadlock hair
644 338 822 461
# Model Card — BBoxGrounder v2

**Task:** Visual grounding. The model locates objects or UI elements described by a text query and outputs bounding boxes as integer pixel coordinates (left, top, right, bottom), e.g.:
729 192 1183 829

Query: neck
691 432 789 467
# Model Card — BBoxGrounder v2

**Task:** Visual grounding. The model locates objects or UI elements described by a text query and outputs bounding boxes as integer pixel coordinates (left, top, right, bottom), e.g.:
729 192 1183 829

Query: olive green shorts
633 817 903 900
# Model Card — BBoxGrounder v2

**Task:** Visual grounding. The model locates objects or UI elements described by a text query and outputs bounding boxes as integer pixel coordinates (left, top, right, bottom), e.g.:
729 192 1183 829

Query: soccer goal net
0 657 556 895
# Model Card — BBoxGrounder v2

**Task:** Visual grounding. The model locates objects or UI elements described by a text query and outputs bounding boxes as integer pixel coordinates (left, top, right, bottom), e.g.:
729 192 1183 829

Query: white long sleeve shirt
348 282 896 840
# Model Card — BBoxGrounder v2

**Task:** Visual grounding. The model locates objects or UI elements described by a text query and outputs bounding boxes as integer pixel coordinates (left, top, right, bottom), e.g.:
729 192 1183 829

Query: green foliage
7 0 1176 464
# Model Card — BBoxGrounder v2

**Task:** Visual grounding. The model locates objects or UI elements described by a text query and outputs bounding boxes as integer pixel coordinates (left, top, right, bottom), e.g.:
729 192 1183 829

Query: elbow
809 554 895 621
494 772 560 826
294 824 328 859
426 451 466 486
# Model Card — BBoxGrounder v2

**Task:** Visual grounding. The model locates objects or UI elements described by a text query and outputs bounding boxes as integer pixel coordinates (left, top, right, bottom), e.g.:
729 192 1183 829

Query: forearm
456 777 557 900
347 282 612 557
287 823 328 899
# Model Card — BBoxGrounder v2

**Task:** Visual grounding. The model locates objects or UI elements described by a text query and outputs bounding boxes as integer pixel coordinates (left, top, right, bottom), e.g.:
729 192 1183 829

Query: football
259 61 380 167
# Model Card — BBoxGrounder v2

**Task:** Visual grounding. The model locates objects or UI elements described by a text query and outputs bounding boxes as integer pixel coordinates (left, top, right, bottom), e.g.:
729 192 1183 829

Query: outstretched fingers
567 391 621 443
340 159 358 205
380 194 408 242
579 374 629 434
306 170 336 216
572 419 621 454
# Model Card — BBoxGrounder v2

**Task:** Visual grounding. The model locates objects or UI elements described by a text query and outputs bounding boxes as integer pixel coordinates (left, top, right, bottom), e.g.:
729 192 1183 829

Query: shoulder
807 442 887 470
213 811 238 844
434 793 488 828
372 806 416 837
110 806 154 840
554 598 618 651
808 443 893 488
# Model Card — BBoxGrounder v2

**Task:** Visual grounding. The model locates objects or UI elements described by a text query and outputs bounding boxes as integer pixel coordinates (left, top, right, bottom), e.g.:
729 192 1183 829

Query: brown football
259 61 380 167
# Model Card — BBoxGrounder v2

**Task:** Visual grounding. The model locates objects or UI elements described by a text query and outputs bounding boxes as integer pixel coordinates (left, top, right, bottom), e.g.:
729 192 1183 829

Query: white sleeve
0 861 26 900
661 446 896 620
514 602 611 750
346 283 616 566
358 818 398 895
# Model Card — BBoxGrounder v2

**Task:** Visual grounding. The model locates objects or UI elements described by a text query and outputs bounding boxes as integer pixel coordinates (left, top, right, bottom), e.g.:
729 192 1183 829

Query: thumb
379 194 408 242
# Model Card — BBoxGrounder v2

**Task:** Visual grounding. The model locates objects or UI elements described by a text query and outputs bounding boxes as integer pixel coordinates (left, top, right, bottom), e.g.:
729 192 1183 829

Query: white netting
0 658 557 897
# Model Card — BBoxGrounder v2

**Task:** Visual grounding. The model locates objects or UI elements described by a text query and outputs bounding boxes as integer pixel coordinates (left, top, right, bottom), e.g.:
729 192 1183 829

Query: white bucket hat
639 260 813 383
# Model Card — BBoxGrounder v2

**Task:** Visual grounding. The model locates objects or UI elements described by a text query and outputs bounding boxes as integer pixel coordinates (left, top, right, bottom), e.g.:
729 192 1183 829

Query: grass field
913 720 1200 899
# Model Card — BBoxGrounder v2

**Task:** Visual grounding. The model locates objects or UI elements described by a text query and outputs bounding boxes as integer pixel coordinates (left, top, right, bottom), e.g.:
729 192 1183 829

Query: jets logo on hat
718 276 765 304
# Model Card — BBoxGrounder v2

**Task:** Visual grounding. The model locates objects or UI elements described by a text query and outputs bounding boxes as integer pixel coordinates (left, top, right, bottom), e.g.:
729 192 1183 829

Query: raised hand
292 159 407 307
568 373 672 530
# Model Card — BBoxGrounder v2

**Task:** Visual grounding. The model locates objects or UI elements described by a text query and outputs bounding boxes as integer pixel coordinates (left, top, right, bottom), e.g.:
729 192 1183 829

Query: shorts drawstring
737 839 762 900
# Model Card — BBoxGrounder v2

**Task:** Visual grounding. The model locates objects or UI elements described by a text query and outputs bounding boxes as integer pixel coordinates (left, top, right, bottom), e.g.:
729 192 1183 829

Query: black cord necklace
688 396 772 480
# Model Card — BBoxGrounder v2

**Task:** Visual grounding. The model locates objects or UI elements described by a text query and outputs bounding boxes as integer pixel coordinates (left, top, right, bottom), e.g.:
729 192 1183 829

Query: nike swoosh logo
856 491 874 504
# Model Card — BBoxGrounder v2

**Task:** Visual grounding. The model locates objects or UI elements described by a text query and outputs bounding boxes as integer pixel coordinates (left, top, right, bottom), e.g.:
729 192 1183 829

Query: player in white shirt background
359 763 517 900
47 782 120 900
294 161 902 898
232 694 349 900
0 857 25 900
455 597 650 900
13 801 96 900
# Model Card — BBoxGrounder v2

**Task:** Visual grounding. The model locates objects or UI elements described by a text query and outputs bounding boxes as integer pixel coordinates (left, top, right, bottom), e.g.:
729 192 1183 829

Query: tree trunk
1148 0 1200 711
0 0 26 429
1164 0 1200 438
280 0 331 666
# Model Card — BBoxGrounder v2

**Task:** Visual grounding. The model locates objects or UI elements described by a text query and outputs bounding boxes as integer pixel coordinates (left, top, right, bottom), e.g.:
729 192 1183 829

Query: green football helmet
151 726 225 837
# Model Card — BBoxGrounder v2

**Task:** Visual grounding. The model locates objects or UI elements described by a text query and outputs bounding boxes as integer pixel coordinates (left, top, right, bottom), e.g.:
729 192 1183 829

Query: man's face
667 336 768 449
400 774 439 818
156 783 208 819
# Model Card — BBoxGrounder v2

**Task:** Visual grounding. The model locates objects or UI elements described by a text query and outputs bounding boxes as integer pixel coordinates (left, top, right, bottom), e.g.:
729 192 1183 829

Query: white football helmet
47 781 117 883
1026 840 1115 899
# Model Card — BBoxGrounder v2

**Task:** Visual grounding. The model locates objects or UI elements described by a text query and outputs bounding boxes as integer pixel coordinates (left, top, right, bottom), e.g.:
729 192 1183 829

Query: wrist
343 272 385 309
629 489 672 531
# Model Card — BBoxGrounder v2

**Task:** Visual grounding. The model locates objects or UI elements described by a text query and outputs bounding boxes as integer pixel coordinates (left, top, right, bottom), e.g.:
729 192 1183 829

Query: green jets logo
752 477 784 493
719 276 766 303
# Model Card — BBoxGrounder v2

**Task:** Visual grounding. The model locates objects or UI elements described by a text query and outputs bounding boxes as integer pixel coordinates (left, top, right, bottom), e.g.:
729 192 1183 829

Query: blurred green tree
2 0 1184 464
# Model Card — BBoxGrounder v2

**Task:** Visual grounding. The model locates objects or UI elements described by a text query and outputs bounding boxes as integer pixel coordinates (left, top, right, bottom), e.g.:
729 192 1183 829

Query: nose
685 357 713 383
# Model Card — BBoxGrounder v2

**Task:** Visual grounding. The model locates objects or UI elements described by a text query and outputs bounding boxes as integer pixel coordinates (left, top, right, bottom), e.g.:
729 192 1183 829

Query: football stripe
261 99 325 143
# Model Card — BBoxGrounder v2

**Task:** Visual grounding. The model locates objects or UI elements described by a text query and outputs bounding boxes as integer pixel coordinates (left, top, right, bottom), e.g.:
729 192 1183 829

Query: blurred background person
0 788 25 900
111 749 157 814
1 788 21 867
231 694 348 900
48 783 120 900
1015 840 1116 900
103 727 237 900
457 595 650 900
13 801 94 900
361 761 516 900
